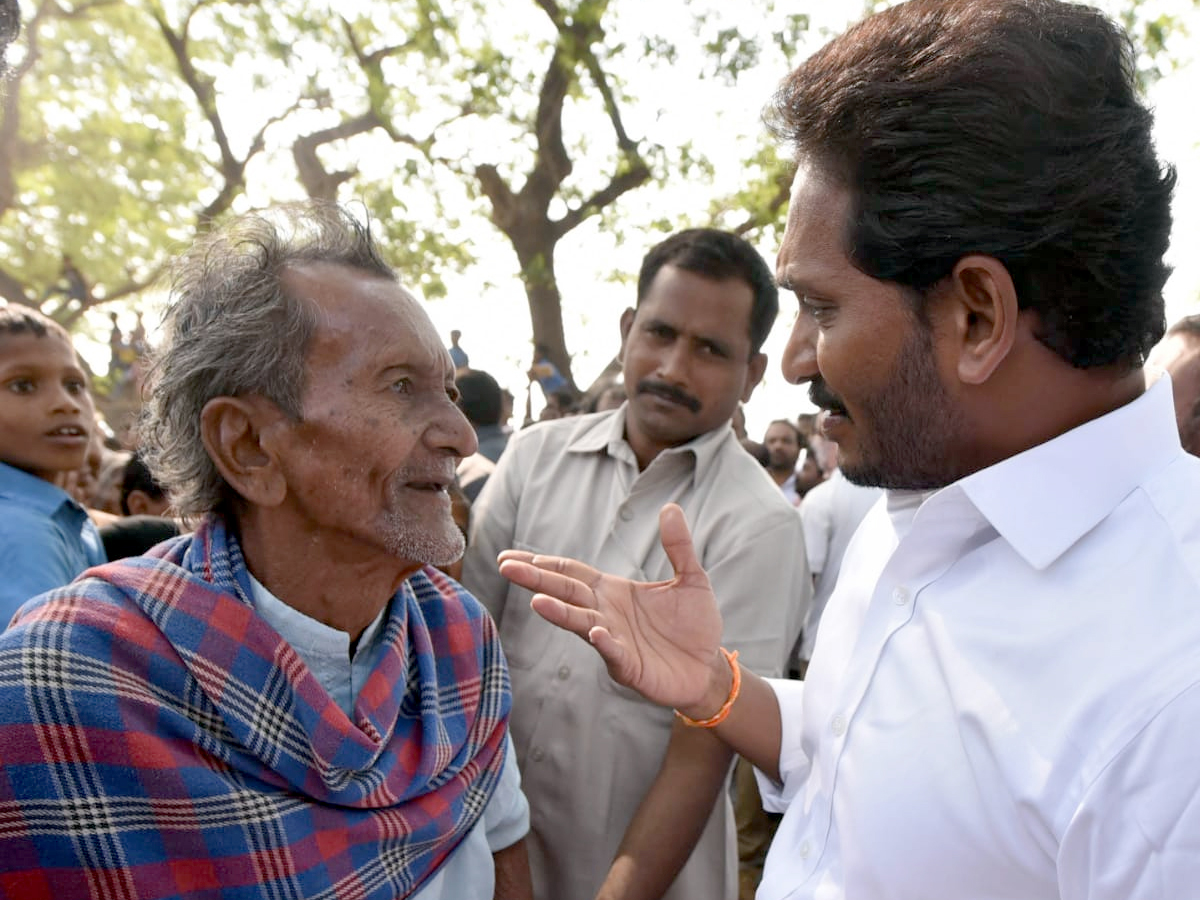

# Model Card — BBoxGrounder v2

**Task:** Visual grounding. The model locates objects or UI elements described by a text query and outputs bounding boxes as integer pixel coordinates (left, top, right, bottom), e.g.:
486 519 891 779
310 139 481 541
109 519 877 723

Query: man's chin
383 521 466 570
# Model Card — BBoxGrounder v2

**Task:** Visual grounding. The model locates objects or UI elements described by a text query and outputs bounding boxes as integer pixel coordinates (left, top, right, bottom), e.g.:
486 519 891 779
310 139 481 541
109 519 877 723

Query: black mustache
637 380 702 413
808 378 847 414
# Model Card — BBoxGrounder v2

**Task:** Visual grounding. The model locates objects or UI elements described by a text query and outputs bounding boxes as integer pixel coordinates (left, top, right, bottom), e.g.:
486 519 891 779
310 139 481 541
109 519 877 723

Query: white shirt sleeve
482 736 530 852
754 677 808 814
413 736 529 900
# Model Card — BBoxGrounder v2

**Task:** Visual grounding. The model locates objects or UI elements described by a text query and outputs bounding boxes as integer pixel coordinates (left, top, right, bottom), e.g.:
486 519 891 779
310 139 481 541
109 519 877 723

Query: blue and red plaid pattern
0 515 511 899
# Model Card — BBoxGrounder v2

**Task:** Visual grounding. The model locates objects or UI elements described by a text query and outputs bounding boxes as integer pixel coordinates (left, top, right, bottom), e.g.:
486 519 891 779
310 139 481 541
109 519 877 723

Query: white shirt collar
939 375 1181 571
247 572 391 717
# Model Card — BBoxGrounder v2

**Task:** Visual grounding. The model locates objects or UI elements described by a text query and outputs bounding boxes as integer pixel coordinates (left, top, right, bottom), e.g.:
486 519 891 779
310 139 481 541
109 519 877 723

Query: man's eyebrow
776 272 813 294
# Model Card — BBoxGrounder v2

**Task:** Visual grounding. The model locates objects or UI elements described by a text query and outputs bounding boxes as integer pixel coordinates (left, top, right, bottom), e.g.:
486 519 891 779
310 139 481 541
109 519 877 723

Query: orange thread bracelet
675 648 740 728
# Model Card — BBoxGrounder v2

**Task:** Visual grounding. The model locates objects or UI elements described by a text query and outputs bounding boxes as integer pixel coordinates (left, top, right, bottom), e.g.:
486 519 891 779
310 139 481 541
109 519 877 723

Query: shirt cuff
754 677 807 814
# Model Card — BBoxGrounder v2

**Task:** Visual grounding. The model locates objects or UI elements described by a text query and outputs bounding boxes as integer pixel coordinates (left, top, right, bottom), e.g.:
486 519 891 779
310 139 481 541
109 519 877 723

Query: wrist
675 648 740 728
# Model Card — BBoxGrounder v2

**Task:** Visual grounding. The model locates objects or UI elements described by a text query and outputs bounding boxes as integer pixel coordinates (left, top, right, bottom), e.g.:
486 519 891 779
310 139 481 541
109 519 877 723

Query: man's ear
943 254 1020 385
617 307 636 362
125 490 154 516
199 395 290 508
741 352 769 403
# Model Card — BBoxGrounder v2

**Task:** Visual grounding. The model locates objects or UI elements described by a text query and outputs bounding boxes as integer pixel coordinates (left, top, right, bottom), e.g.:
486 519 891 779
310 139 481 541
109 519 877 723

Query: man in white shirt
464 228 809 900
795 467 881 670
496 2 1199 899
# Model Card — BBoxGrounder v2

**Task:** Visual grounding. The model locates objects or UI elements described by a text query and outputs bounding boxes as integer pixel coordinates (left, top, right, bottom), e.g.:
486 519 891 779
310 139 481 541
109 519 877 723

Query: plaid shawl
0 516 511 900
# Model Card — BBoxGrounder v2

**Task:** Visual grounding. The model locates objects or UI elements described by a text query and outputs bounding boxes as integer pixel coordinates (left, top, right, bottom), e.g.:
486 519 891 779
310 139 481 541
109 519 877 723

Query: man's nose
432 400 479 459
781 313 819 385
656 341 690 383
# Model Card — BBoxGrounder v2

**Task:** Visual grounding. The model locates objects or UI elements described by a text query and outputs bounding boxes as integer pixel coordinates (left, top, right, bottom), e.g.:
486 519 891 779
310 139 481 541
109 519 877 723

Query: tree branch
554 154 651 236
292 111 384 200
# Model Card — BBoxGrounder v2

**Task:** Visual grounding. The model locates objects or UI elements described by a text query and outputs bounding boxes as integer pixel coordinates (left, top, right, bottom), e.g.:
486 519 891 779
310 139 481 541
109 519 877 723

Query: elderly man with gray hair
0 203 532 900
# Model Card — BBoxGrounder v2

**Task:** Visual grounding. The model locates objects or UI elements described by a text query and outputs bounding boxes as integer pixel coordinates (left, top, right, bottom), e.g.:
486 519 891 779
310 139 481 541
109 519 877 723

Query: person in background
449 328 470 372
537 387 578 421
96 450 182 561
793 458 882 677
0 203 531 899
465 227 809 900
458 368 511 463
1147 313 1200 455
590 381 628 414
497 2 1199 898
0 305 106 623
763 418 805 505
739 436 770 469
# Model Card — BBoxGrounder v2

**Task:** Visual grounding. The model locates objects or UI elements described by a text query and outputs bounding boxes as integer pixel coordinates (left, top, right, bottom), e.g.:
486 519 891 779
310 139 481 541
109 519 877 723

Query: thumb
658 503 704 585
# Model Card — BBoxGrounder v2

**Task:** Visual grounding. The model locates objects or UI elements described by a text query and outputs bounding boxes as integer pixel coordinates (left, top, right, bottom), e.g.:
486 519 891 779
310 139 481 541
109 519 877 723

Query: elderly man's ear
200 396 291 507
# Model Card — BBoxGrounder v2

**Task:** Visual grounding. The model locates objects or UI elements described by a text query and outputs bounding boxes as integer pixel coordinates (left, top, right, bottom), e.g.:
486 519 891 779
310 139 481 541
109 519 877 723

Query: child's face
0 331 96 482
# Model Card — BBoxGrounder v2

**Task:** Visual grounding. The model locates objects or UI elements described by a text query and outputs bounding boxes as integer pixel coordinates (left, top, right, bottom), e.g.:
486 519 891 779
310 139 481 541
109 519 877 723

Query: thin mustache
808 378 845 412
637 380 702 413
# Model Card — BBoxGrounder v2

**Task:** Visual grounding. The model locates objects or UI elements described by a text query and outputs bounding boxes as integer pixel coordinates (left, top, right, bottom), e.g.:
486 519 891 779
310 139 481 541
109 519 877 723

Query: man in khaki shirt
464 228 810 900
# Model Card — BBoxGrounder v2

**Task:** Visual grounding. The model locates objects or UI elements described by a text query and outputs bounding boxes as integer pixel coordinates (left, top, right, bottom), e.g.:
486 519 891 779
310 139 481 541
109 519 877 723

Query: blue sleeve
0 507 80 625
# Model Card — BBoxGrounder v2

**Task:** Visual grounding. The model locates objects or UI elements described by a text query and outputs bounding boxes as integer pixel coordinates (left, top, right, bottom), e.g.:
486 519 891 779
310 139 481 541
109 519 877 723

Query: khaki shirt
464 407 811 900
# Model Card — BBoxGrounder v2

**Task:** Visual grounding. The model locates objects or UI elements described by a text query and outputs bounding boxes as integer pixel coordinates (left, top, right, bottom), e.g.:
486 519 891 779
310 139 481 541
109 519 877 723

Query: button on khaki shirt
464 407 811 900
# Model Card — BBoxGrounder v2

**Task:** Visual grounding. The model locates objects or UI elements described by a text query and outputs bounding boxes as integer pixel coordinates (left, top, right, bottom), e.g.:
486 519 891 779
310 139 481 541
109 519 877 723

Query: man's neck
769 467 793 486
234 509 417 641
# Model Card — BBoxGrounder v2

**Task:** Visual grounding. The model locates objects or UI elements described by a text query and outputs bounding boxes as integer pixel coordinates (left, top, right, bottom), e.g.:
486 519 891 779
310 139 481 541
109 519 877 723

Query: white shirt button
893 586 910 605
831 714 847 736
618 506 634 522
799 840 811 859
557 665 570 680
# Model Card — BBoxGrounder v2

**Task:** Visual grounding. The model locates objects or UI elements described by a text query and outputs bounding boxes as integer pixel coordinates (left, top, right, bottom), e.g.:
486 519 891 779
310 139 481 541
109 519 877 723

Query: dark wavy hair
767 0 1176 369
637 228 779 355
0 304 67 341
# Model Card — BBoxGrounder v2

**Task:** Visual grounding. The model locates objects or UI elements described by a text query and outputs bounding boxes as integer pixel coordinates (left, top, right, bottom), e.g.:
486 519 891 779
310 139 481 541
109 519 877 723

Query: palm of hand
499 503 726 712
585 566 724 711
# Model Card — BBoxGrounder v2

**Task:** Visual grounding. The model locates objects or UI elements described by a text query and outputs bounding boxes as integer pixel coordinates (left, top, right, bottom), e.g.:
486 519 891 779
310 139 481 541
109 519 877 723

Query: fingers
658 503 706 586
528 593 605 640
497 554 600 610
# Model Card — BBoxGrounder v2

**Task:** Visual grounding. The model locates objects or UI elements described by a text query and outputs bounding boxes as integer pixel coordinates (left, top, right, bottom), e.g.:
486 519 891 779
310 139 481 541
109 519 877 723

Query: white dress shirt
250 574 530 900
756 376 1200 899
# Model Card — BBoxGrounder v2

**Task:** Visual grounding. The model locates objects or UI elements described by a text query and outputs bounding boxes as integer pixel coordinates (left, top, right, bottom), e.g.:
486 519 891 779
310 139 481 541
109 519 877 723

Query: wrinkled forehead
289 263 449 379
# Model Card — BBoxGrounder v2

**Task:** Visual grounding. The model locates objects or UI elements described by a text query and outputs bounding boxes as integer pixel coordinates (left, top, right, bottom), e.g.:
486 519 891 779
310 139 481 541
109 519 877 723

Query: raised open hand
496 503 724 711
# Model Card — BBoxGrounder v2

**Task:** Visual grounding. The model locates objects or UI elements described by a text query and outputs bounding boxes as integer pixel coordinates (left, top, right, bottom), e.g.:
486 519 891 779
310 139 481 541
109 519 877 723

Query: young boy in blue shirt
0 306 106 623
